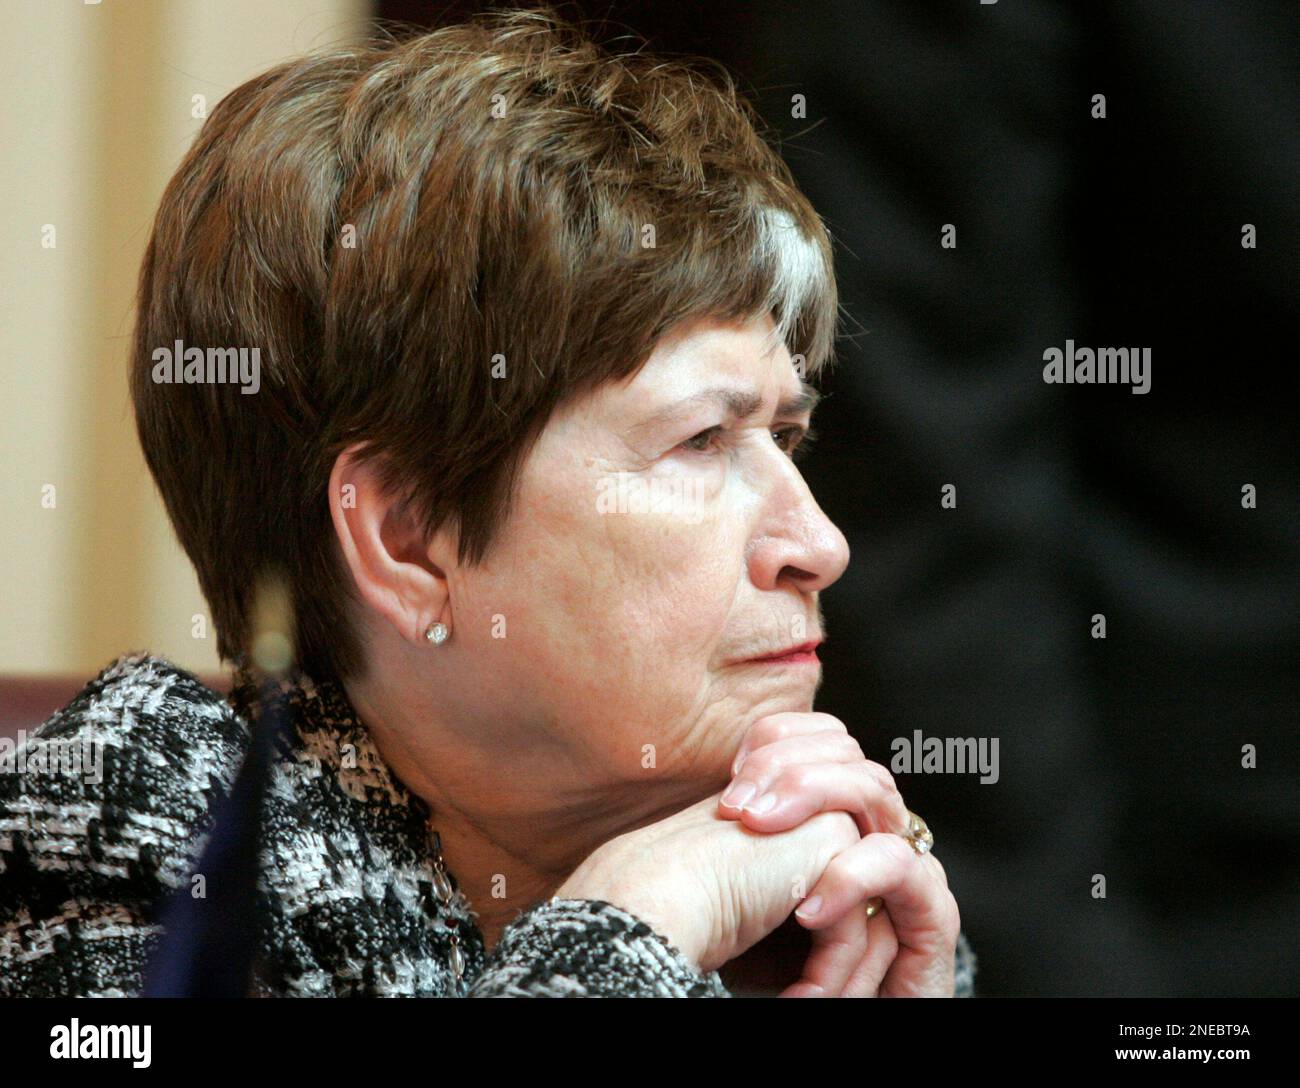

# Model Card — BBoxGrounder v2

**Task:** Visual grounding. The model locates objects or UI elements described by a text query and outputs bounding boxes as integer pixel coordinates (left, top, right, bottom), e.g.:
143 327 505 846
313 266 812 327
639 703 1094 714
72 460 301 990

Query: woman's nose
746 461 851 593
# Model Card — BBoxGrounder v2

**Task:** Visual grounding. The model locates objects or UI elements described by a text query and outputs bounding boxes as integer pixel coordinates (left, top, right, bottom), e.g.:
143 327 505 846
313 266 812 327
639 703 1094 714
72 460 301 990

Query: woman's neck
429 816 562 955
342 675 691 957
340 670 717 961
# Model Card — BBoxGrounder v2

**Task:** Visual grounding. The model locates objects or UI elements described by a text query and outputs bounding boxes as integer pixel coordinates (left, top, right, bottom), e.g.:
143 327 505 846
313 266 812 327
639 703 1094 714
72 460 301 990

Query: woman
0 7 975 997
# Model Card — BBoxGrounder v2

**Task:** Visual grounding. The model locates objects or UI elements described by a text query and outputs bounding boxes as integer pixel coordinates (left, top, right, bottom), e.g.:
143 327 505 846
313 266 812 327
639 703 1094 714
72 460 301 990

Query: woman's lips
741 641 822 666
745 649 820 666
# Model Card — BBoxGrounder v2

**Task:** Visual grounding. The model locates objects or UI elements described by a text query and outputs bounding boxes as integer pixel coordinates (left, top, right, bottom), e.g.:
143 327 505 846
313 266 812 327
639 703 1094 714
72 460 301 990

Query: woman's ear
327 445 450 644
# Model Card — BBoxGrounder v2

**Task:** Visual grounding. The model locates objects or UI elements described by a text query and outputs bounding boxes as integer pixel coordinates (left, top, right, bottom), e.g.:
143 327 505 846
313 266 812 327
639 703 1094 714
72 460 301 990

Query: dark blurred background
381 0 1299 996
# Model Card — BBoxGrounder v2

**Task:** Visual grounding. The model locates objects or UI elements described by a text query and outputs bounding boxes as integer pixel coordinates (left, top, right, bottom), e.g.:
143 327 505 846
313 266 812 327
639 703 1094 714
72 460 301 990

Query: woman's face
445 312 850 791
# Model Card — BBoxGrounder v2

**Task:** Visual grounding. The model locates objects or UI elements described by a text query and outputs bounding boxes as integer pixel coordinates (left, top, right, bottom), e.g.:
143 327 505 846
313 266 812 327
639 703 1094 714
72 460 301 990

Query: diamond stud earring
424 622 449 645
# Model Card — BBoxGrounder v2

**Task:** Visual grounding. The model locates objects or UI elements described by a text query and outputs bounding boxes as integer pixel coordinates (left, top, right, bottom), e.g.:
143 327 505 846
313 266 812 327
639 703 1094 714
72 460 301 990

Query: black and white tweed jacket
0 653 977 997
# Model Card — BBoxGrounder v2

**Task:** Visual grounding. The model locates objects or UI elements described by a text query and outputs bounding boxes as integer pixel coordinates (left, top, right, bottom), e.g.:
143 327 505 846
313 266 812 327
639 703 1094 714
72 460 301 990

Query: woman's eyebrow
778 382 822 419
627 381 821 436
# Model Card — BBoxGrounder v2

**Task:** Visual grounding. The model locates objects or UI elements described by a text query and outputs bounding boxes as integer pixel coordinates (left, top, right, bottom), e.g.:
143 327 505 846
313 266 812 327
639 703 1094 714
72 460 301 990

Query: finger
720 731 863 814
840 910 900 997
780 897 870 997
730 711 848 776
732 761 911 840
797 834 961 997
731 727 862 782
795 833 959 962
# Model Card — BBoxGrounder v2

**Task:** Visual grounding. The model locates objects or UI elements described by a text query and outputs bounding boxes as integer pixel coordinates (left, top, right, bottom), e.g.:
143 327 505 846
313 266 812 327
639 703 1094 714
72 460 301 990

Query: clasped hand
718 712 961 997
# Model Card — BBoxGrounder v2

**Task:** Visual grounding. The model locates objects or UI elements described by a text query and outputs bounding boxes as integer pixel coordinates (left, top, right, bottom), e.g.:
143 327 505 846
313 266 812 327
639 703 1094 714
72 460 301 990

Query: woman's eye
775 424 818 461
679 426 726 454
678 424 819 459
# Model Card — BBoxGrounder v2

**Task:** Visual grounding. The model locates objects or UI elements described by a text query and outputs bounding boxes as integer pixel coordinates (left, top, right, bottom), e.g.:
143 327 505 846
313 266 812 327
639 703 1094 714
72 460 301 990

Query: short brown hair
130 5 839 682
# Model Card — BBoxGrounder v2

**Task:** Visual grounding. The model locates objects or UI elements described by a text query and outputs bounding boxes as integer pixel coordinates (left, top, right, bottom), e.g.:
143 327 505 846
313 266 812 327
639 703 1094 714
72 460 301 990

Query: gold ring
866 812 934 919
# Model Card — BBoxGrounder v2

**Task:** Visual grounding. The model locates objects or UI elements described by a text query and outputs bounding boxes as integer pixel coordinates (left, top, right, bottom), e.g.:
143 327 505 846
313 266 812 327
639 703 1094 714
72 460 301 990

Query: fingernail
721 780 756 808
731 752 748 776
743 792 777 815
795 895 823 920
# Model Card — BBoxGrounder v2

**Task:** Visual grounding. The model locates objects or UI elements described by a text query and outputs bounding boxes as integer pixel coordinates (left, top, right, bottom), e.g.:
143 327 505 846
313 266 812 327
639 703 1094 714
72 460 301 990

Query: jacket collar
229 662 433 822
224 661 487 993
